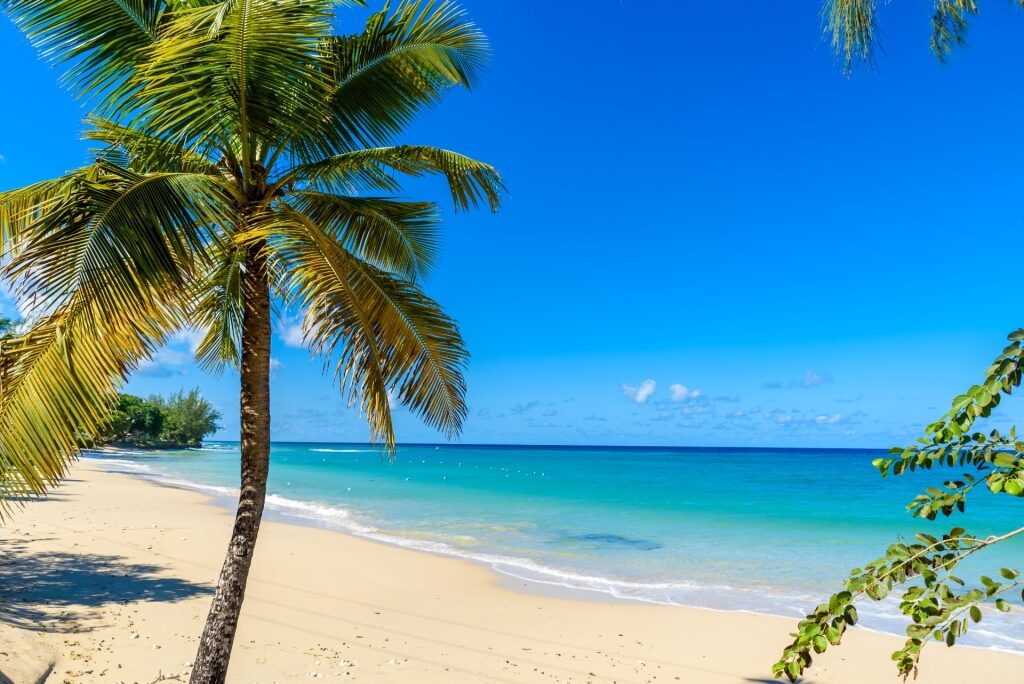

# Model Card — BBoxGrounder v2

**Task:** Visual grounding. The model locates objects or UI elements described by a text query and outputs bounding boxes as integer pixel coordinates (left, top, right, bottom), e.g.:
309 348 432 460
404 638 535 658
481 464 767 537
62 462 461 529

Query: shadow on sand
0 536 211 633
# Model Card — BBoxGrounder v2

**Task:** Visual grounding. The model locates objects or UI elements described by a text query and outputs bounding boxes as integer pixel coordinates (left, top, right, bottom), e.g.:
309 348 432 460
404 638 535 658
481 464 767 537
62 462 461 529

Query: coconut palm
0 0 502 680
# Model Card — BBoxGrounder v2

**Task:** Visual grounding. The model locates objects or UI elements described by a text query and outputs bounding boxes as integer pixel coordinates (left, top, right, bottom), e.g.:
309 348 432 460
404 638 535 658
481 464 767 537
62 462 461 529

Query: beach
0 461 1020 683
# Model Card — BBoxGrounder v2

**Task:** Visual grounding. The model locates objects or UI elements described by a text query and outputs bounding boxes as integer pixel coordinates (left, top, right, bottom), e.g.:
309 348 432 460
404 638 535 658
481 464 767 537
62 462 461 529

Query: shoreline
86 452 1024 656
1 461 1021 683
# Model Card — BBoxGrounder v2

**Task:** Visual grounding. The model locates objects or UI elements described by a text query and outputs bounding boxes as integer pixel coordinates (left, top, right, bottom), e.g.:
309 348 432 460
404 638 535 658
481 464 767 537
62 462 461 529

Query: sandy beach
0 461 1019 684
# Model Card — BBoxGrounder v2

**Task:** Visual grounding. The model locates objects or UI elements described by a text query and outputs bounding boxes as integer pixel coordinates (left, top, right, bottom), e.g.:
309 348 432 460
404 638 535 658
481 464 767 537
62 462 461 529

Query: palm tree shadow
0 537 211 633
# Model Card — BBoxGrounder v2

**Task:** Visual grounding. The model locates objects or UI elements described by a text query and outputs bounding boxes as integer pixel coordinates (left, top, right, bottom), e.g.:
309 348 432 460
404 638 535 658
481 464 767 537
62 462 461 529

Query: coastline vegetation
96 389 221 448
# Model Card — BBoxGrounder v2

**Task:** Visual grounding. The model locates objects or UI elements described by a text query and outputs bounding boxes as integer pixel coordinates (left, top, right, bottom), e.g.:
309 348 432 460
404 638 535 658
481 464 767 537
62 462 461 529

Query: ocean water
86 443 1024 652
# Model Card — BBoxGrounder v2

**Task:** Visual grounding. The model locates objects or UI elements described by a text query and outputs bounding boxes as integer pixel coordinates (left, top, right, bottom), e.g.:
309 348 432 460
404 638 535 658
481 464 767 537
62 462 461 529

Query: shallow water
86 442 1024 652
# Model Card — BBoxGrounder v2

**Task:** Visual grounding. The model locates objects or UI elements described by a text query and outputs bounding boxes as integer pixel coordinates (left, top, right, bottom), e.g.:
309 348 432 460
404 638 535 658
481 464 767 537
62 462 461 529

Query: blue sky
2 1 1023 448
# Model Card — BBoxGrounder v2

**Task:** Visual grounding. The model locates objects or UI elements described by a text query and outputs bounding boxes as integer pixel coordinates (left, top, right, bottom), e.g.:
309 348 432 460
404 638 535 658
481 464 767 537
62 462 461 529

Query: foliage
774 330 1024 681
152 389 222 447
104 393 165 445
0 0 503 512
821 0 1024 73
99 389 220 447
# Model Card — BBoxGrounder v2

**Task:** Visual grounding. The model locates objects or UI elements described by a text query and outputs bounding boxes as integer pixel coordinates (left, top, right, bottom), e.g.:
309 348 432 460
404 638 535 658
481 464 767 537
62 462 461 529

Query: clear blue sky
2 2 1023 448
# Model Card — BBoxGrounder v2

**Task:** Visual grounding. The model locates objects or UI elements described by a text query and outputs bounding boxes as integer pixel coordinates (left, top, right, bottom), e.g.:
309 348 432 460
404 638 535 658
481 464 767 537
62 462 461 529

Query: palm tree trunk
190 245 271 684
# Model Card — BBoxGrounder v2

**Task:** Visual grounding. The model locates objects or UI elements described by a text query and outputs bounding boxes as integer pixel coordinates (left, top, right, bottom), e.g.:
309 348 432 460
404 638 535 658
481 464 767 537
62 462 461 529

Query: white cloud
279 318 306 348
137 348 190 377
669 384 702 402
270 357 283 379
816 413 843 425
172 327 205 352
622 379 656 404
801 370 832 388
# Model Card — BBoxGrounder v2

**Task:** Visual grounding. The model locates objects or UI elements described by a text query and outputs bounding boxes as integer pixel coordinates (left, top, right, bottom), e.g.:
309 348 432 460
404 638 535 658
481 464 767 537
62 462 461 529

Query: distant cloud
765 372 833 390
510 400 541 415
583 415 608 422
270 357 283 379
622 379 656 404
816 414 843 425
669 384 702 402
0 153 7 164
799 370 832 388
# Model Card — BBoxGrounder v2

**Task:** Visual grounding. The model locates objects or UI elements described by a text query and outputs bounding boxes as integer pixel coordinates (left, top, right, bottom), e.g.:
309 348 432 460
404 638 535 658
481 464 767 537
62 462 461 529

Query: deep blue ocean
86 442 1024 652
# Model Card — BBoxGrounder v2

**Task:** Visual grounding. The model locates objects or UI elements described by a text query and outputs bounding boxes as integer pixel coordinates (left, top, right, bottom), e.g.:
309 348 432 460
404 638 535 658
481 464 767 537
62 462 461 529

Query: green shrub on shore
99 388 220 448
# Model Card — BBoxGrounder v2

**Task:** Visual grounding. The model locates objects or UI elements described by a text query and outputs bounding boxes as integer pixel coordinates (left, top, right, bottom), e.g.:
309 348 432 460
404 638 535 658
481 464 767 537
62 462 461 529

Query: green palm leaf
1 0 163 102
4 161 233 316
129 0 336 162
0 296 179 514
821 0 877 73
290 0 488 158
270 206 468 445
85 115 224 176
288 191 439 280
192 242 247 374
279 145 504 212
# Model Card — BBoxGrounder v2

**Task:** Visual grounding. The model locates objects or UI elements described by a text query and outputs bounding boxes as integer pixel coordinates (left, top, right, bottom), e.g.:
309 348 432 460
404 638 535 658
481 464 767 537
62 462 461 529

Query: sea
85 442 1024 653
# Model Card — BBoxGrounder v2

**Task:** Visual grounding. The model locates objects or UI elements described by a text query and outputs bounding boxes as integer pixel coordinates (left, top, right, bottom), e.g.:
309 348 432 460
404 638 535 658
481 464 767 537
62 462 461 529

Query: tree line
96 388 221 449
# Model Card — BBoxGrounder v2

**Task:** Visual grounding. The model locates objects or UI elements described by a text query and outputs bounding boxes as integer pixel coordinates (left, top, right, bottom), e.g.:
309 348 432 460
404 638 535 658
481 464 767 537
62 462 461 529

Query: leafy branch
773 330 1024 681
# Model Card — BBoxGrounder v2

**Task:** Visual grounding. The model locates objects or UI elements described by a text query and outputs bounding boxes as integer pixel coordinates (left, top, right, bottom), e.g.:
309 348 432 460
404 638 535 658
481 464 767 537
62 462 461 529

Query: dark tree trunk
190 245 271 684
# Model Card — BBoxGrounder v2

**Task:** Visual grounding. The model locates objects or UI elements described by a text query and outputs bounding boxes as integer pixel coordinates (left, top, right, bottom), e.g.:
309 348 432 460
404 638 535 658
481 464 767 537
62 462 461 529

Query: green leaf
993 452 1017 468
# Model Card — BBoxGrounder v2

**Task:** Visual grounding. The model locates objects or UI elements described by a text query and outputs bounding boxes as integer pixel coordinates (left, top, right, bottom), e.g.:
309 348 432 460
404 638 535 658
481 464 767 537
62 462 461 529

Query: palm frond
280 145 504 212
268 206 468 446
84 115 223 176
0 295 180 514
1 0 163 103
4 161 233 318
288 191 439 280
821 0 878 73
290 0 488 158
930 0 979 61
127 0 336 161
0 175 78 250
192 242 247 374
0 156 230 510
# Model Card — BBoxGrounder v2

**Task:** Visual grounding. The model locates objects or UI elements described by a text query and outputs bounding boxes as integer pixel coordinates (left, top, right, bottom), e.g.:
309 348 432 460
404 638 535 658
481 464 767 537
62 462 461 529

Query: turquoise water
87 442 1024 651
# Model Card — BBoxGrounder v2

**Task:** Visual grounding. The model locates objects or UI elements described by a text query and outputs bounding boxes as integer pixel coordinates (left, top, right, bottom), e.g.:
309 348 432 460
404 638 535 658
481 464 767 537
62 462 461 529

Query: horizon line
202 439 888 453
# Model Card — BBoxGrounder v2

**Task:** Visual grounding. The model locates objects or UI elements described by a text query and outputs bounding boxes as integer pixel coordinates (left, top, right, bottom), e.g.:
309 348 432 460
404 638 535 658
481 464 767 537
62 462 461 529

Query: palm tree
0 0 502 680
